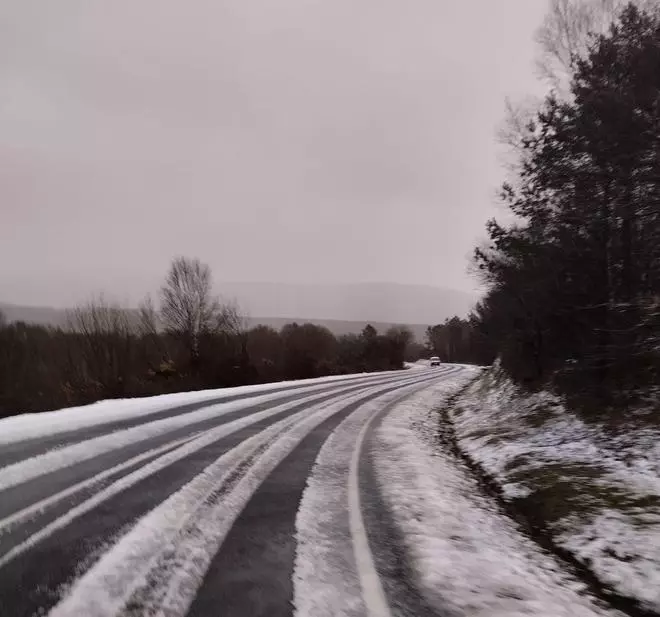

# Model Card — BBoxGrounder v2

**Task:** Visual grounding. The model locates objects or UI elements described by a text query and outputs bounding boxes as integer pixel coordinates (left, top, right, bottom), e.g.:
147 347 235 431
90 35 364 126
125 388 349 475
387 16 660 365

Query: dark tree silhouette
473 4 660 409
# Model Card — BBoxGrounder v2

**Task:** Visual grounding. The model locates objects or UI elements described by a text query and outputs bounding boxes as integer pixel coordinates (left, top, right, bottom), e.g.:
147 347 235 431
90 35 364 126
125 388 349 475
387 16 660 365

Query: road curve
0 366 465 617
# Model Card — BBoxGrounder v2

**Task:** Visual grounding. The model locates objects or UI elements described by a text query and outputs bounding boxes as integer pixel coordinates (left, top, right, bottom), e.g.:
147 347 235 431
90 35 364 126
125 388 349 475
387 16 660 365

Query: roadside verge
439 368 660 617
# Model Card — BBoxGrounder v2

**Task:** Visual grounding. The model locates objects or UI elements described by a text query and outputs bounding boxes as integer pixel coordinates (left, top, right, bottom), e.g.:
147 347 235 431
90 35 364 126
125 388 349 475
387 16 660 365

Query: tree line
423 317 495 366
471 2 660 413
0 257 420 418
11 1 654 418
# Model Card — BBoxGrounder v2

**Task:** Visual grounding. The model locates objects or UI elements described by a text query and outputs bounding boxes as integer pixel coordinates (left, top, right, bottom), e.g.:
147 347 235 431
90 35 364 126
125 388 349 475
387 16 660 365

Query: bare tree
536 0 659 95
216 299 247 337
67 295 134 338
0 309 6 330
160 257 220 364
500 0 660 178
137 294 159 336
66 295 135 397
136 293 174 378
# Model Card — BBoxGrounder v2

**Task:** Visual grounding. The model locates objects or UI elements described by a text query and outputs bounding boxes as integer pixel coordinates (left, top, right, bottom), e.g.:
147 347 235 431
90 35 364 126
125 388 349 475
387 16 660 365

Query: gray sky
1 0 548 308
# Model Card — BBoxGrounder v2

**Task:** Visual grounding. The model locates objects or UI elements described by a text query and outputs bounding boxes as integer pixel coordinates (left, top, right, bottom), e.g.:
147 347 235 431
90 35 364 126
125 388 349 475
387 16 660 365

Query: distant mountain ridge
0 303 431 342
0 302 68 327
215 282 477 325
1 282 477 343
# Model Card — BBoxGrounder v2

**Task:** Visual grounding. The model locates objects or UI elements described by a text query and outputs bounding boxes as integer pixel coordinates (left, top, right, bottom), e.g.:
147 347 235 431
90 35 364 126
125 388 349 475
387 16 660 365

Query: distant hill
216 282 477 325
1 282 477 343
0 302 69 327
0 302 430 342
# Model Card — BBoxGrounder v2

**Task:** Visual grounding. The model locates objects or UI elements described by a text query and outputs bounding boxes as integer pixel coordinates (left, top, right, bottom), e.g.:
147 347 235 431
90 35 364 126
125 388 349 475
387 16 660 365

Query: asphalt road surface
0 366 465 617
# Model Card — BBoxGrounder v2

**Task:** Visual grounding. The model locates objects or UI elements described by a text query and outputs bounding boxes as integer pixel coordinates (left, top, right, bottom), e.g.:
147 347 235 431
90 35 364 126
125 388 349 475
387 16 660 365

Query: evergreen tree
474 4 660 404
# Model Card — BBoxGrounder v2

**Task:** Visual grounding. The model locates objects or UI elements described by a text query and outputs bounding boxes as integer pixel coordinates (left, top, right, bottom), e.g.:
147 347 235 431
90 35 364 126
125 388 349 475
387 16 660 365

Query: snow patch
451 370 660 611
372 377 618 617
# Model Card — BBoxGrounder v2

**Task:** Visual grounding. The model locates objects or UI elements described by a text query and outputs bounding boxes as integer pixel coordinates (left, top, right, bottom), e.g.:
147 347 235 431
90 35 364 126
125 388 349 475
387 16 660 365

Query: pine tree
474 3 660 405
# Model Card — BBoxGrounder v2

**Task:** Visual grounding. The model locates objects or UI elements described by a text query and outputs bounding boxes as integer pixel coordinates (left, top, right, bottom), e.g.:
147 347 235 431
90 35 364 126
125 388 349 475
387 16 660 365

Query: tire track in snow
0 388 369 617
0 371 440 617
293 383 426 617
48 384 400 617
294 367 462 617
0 374 411 521
0 372 401 469
357 367 491 617
0 433 198 555
359 404 450 617
185 372 448 617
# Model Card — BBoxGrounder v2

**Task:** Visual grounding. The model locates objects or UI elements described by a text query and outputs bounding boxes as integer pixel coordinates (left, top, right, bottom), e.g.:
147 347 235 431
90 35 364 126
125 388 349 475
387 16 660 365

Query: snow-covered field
449 368 660 612
371 372 620 617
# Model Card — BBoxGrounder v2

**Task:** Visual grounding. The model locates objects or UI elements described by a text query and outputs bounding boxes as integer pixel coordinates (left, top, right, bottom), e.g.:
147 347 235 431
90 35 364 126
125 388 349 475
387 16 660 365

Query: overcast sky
1 1 548 308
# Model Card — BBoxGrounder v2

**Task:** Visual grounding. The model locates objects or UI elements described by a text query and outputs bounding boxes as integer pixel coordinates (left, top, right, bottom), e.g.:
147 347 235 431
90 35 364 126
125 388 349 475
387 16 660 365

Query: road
0 366 465 617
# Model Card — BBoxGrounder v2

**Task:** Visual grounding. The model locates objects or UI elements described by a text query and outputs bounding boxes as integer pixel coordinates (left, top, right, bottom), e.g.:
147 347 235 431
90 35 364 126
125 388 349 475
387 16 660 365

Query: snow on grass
372 373 620 617
562 508 660 606
0 370 400 445
450 368 660 611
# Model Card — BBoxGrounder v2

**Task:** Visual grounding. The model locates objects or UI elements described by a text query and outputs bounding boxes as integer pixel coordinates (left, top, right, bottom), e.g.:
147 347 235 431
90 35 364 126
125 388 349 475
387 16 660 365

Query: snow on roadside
372 374 619 617
0 371 399 446
563 508 660 604
404 361 430 369
452 371 660 500
450 369 660 611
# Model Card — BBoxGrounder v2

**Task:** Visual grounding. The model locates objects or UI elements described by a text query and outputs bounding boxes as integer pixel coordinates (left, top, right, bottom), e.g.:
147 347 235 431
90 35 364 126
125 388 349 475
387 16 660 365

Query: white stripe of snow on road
371 377 619 617
293 378 437 617
0 376 405 492
347 401 398 617
46 380 405 617
0 434 197 535
0 386 358 569
147 375 445 617
0 371 405 446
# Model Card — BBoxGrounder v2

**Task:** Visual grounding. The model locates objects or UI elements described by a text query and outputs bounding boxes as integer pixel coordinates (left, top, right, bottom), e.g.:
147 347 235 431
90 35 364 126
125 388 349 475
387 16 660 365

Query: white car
429 356 441 367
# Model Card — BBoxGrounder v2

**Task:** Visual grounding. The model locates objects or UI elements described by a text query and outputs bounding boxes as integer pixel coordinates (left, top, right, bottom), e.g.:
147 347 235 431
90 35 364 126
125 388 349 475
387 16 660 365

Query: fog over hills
1 282 478 341
217 282 477 325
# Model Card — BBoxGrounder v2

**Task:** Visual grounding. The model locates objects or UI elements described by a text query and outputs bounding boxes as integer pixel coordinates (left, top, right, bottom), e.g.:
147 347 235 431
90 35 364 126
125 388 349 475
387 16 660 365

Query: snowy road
0 366 463 617
0 366 622 617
